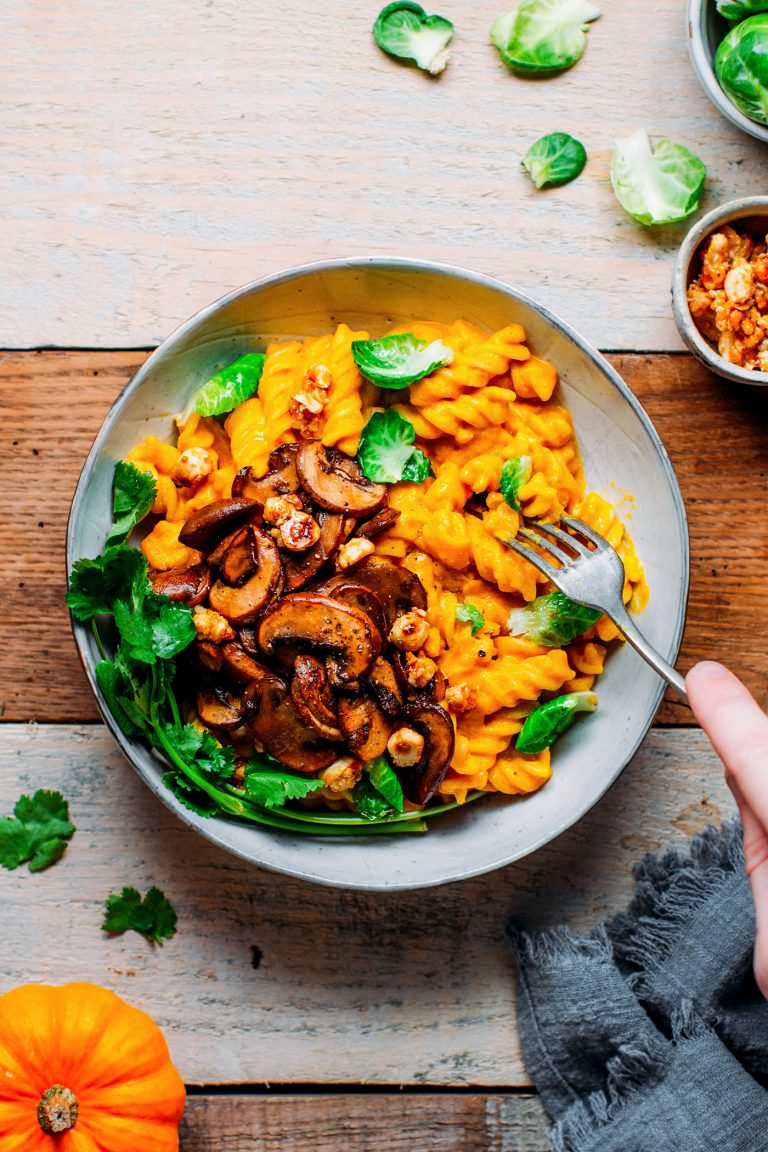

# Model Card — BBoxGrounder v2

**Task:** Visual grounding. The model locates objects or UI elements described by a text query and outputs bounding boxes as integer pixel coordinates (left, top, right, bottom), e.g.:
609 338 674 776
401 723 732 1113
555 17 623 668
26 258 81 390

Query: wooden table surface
3 2 768 1148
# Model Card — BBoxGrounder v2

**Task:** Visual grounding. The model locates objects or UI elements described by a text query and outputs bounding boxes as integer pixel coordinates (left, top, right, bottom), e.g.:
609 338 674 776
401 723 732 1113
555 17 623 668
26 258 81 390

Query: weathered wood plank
179 1093 548 1152
3 0 767 349
2 350 766 723
0 723 733 1085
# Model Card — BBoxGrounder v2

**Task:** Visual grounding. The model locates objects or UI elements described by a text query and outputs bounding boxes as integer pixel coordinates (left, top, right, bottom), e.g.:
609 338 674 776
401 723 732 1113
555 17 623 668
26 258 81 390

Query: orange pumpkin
0 982 185 1151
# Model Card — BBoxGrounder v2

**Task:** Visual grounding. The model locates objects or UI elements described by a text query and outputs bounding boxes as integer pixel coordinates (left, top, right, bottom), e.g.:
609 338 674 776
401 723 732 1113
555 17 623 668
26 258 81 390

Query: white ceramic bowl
688 0 768 144
67 258 689 890
672 197 768 386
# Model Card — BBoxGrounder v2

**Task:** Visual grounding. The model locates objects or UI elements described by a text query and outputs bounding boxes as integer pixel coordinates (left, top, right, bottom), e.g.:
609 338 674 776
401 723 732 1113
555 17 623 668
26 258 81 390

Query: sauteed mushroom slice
314 577 388 643
353 508 401 540
196 680 245 732
290 655 343 741
296 440 387 515
281 510 346 592
150 564 211 607
208 526 283 624
220 525 260 586
257 593 382 684
243 674 337 773
196 638 224 673
398 702 455 805
232 445 300 506
368 657 403 717
345 556 428 628
337 693 393 761
221 642 273 685
392 650 447 702
178 498 255 552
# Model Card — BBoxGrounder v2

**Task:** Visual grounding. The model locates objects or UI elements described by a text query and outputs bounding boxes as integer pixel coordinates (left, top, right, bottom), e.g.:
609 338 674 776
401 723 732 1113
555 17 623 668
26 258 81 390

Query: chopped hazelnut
263 492 304 526
336 537 375 570
289 363 334 436
404 652 437 689
172 447 216 487
389 608 430 651
193 605 236 644
278 510 321 551
319 756 363 793
445 682 479 714
386 727 425 768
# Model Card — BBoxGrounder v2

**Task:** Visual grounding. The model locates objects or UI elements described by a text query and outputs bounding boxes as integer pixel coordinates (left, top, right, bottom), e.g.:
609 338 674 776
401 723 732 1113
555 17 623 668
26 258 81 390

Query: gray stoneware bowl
687 0 768 144
67 258 689 891
672 197 768 385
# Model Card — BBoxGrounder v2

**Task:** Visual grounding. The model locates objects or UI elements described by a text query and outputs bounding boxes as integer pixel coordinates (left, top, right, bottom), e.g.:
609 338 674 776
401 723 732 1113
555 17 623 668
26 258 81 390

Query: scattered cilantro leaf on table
0 789 75 872
102 886 178 944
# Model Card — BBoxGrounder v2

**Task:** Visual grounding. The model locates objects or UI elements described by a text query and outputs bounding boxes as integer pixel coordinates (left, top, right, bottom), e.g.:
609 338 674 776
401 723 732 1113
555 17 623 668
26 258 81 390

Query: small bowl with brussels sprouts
688 0 768 143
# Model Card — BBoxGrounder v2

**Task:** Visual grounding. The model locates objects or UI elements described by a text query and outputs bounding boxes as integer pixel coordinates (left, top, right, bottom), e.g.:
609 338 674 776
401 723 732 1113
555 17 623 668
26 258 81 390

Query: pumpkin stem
37 1085 79 1133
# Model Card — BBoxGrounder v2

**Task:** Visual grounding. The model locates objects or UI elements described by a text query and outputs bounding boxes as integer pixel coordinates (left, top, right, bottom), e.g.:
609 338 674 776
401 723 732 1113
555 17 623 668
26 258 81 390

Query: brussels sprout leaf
610 128 706 226
374 2 454 74
491 0 600 76
105 462 157 547
516 691 597 753
716 0 768 19
103 885 178 944
456 604 485 634
500 455 532 512
357 410 433 484
180 352 266 423
367 757 405 813
716 15 768 125
523 133 587 189
352 332 453 388
507 590 600 646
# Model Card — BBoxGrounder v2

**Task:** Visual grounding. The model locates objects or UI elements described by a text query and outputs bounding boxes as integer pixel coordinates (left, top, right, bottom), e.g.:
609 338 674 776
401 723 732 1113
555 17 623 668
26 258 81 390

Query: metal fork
501 516 688 700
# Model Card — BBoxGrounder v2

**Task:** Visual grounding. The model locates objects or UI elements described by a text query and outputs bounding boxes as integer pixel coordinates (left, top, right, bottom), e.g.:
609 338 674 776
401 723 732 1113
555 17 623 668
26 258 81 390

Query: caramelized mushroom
393 650 447 702
367 657 404 717
178 498 255 552
196 680 245 732
220 525 260 586
221 642 273 685
337 693 393 761
150 565 211 607
353 507 401 540
243 674 337 773
232 444 300 506
344 556 428 628
257 593 382 684
208 526 283 624
397 702 455 805
196 639 224 672
314 577 388 643
296 440 387 515
290 654 343 741
281 510 346 592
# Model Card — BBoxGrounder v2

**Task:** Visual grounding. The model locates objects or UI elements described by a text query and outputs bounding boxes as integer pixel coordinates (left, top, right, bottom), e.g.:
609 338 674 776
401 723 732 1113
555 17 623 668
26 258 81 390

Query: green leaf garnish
522 133 587 189
507 589 600 646
353 776 399 822
0 790 75 872
516 691 597 753
367 757 405 813
491 0 600 77
105 462 157 548
181 353 266 423
243 764 325 809
373 2 454 74
352 333 452 388
357 410 433 484
456 603 485 634
610 129 706 227
102 886 178 944
67 544 149 621
500 455 532 513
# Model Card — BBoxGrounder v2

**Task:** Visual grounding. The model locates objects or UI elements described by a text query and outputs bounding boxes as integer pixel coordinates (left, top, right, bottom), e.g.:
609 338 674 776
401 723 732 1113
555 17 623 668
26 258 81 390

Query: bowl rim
687 0 768 145
671 196 768 386
67 255 690 889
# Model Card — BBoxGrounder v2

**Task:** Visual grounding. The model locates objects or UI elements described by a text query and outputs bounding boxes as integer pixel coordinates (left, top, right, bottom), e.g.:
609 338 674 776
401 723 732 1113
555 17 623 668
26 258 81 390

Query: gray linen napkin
508 822 768 1151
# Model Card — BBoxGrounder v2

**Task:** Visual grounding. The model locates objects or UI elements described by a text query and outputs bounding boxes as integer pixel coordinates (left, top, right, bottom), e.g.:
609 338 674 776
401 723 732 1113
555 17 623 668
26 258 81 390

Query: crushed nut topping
277 510 321 551
386 727 425 768
336 537 375 570
193 605 236 644
389 608 430 651
172 447 216 487
319 756 363 793
404 651 437 689
687 225 768 371
289 363 334 436
262 492 304 526
445 682 479 714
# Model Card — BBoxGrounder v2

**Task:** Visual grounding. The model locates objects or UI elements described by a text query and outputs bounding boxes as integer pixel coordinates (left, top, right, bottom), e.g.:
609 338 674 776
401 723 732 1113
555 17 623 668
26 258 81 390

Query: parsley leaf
105 462 157 547
456 603 485 635
102 885 178 944
0 789 75 872
500 455 532 513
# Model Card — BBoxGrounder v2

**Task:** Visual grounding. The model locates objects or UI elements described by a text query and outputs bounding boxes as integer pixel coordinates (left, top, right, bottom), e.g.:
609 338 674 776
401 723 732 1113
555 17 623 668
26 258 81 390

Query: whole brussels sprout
715 14 768 125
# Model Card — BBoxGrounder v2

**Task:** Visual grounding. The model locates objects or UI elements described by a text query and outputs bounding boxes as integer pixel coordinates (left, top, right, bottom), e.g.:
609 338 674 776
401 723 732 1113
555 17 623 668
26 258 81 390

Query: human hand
686 661 768 999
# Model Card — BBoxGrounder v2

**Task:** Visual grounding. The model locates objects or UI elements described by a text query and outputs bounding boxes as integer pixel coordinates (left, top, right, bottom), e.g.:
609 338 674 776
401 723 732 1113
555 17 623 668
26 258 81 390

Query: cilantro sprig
0 790 76 872
105 462 157 547
103 886 177 944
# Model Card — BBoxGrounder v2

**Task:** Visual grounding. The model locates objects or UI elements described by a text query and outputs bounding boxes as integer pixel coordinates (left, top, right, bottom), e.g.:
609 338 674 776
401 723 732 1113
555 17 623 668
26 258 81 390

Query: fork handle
609 603 688 701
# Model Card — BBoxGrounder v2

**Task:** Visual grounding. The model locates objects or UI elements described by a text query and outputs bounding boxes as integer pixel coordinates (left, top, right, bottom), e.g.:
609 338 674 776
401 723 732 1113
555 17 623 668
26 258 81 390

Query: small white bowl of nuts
672 197 768 385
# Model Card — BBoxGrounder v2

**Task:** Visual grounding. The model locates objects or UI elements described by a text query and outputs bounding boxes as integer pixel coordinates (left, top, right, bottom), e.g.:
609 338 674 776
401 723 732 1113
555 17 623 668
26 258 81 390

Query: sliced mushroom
221 642 273 685
337 693 393 761
243 674 337 773
237 625 261 656
397 702 455 805
296 440 387 515
392 650 446 702
290 655 343 741
232 445 300 506
368 657 403 717
314 577 388 643
353 507 401 540
344 556 428 628
220 525 260 586
208 526 283 624
196 638 224 673
178 498 255 552
257 593 382 684
196 679 245 732
281 510 346 592
150 564 211 607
